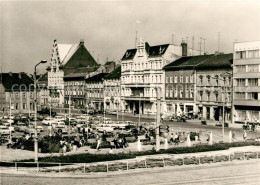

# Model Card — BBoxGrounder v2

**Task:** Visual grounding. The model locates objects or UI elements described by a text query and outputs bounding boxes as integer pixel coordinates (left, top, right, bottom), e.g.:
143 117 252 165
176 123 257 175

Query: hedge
16 141 260 164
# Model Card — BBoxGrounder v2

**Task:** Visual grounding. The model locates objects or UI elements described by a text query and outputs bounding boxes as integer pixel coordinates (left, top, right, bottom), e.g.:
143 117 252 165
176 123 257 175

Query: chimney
181 42 188 57
9 72 12 76
18 73 22 79
80 39 84 45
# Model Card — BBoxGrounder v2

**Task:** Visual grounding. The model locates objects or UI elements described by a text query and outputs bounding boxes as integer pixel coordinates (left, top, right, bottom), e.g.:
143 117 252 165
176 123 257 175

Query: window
23 103 26 109
185 75 189 83
169 76 173 83
199 75 203 85
16 93 19 98
248 78 258 86
15 103 19 110
174 75 178 83
235 65 246 73
207 75 211 85
248 65 258 73
237 110 246 122
236 79 246 87
169 88 173 97
180 88 183 98
190 89 194 98
23 93 26 98
235 92 246 99
166 76 169 83
190 75 194 83
185 89 189 98
166 88 169 97
174 88 178 97
180 75 183 83
247 92 258 100
235 51 246 59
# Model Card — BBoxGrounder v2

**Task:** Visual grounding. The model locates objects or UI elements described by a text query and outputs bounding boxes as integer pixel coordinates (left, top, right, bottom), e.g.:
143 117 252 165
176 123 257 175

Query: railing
1 150 259 174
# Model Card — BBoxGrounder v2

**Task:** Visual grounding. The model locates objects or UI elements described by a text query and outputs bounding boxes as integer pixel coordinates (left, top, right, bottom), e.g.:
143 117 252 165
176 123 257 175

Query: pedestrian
174 132 179 145
96 134 101 151
243 131 247 141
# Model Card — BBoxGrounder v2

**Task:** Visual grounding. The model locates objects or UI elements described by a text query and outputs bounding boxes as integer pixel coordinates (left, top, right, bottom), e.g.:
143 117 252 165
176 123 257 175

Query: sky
1 0 260 74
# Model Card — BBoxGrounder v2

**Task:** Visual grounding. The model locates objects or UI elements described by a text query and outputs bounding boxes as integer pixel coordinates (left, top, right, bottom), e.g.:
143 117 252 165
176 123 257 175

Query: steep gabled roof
64 44 98 68
122 49 137 60
163 54 214 70
104 66 121 80
85 73 109 83
148 44 169 57
71 66 100 74
121 43 170 60
0 73 34 91
195 53 233 69
57 44 78 63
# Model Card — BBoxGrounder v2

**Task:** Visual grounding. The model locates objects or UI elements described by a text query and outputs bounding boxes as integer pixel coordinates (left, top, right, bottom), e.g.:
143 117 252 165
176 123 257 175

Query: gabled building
195 54 233 121
163 55 214 116
47 39 99 107
0 72 35 114
121 38 200 115
104 66 121 111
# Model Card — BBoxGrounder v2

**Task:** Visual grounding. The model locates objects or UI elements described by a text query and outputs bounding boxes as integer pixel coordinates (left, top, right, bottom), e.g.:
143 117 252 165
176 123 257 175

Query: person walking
96 134 101 151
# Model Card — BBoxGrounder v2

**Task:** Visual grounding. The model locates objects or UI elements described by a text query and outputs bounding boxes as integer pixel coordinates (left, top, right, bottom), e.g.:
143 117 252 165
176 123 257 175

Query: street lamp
34 60 47 163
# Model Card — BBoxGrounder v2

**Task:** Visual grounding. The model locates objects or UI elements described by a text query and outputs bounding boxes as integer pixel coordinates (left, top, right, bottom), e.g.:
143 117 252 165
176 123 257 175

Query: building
233 41 260 123
63 67 99 108
104 66 121 111
0 72 36 114
47 39 98 107
163 55 213 116
85 73 108 111
37 73 49 108
121 38 200 115
195 53 233 121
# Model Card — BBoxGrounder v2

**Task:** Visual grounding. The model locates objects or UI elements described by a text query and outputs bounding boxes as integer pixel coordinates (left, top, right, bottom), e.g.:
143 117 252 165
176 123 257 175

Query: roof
64 73 86 81
121 43 170 60
64 43 98 68
104 61 115 66
195 53 233 69
104 66 121 80
38 72 48 81
85 73 109 83
71 66 100 74
58 44 78 64
163 54 214 70
0 73 34 91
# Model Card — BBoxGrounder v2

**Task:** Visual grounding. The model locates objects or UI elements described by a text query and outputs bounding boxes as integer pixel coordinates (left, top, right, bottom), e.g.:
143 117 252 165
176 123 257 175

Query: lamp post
34 60 47 163
155 87 161 151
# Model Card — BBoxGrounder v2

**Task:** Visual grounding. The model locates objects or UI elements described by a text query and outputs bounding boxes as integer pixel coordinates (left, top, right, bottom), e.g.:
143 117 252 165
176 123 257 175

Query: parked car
0 126 10 135
107 110 117 115
14 122 28 132
215 122 229 128
42 117 57 126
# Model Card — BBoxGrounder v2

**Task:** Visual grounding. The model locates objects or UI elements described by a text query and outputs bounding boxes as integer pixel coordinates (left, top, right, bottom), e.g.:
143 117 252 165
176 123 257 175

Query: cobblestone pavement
1 160 260 185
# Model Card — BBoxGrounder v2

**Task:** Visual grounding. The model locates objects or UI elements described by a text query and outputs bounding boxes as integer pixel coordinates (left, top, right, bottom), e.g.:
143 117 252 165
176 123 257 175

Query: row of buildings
1 39 260 124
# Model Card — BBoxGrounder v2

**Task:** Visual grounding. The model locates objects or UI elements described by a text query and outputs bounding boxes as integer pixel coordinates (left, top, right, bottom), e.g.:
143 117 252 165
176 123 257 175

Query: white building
104 66 121 111
121 38 200 115
233 41 260 123
47 39 98 107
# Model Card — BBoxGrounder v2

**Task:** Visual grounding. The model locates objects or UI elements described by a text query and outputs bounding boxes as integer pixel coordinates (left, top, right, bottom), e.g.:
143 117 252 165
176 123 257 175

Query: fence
1 150 260 174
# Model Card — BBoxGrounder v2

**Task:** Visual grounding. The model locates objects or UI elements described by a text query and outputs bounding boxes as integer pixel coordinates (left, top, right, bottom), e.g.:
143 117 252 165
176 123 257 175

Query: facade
195 54 233 121
38 73 48 108
104 66 121 111
85 73 108 111
163 55 213 116
0 72 36 114
47 39 98 107
233 41 260 123
64 73 87 108
121 38 200 115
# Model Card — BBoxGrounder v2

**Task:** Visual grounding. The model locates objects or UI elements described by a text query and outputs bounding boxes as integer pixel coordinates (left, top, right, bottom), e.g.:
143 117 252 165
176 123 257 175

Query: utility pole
33 72 38 163
156 88 161 151
68 95 71 136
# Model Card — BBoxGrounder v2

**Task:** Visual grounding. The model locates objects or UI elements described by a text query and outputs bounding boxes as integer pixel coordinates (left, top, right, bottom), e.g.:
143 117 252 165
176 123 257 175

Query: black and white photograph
0 0 260 184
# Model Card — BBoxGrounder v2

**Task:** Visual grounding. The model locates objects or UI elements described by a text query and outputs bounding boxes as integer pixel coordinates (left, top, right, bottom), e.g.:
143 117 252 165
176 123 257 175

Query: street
1 160 260 185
